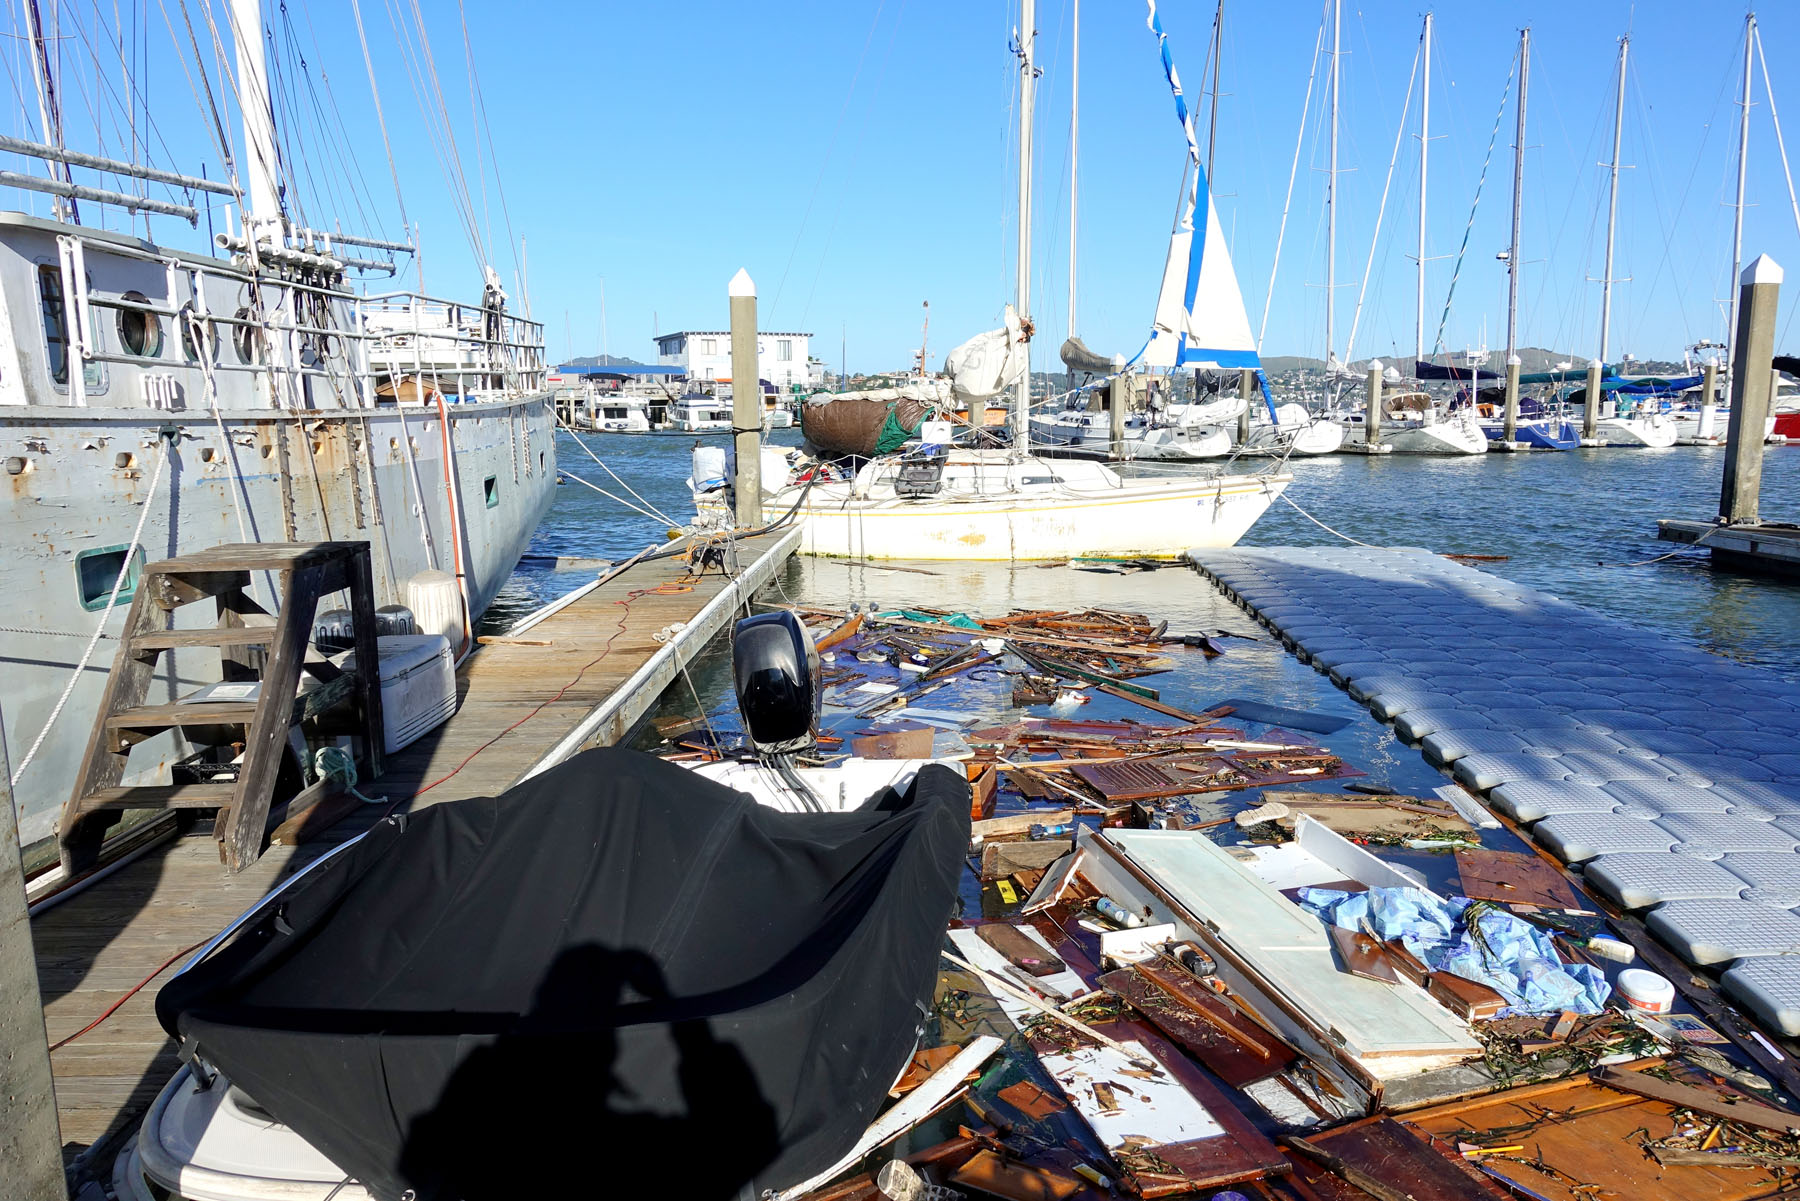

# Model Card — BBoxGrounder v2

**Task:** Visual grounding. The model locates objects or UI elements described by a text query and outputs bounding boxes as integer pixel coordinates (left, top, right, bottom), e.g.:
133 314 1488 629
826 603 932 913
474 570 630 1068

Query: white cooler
336 633 457 752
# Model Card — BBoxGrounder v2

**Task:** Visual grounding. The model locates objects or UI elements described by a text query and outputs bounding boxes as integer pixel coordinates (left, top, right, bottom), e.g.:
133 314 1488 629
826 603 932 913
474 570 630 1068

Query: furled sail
944 305 1030 400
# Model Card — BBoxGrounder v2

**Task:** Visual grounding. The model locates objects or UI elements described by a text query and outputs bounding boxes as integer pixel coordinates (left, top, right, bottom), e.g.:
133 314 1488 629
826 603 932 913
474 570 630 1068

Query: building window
75 544 145 610
702 338 717 355
778 339 793 362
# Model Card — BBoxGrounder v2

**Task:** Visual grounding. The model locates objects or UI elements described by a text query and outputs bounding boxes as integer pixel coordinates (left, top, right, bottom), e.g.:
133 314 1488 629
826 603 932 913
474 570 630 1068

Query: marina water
501 430 1800 679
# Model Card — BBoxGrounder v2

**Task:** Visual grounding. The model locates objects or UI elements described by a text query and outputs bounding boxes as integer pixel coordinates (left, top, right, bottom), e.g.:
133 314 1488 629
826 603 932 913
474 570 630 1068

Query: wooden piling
1583 358 1602 441
0 714 67 1201
1502 355 1521 443
1721 254 1782 523
1238 367 1256 445
729 269 762 527
1365 361 1383 447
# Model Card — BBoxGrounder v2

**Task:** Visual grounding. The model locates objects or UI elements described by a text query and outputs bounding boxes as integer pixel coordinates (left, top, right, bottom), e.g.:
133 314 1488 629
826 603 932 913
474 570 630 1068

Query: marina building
655 329 814 388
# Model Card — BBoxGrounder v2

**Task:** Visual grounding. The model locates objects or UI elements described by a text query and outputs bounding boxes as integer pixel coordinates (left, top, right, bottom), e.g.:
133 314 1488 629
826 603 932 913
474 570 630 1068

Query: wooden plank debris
1454 847 1584 911
1289 1117 1507 1201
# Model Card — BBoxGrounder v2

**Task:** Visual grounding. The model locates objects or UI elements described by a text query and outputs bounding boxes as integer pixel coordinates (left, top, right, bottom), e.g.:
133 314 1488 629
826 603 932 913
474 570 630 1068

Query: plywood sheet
1454 848 1582 911
1404 1066 1789 1201
1098 966 1294 1086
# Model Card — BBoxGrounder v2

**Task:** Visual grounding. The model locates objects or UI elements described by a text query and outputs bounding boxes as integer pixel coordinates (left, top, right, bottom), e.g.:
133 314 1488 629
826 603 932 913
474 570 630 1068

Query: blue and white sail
1140 3 1261 372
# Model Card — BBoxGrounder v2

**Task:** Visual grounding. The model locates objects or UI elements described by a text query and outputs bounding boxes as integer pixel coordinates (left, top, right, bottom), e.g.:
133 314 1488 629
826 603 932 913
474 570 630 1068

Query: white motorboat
118 609 953 1201
1592 408 1677 448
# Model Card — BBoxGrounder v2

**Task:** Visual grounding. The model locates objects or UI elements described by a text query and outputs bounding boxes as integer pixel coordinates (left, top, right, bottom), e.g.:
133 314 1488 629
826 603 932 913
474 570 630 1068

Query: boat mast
1725 13 1754 385
230 0 283 238
1325 0 1340 373
1504 28 1529 378
1599 34 1628 366
1206 1 1223 187
1415 12 1431 366
1014 0 1036 447
22 0 74 222
1068 0 1077 343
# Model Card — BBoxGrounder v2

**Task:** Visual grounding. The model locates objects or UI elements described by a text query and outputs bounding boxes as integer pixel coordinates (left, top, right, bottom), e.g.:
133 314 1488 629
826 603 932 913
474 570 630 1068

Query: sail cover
156 749 971 1201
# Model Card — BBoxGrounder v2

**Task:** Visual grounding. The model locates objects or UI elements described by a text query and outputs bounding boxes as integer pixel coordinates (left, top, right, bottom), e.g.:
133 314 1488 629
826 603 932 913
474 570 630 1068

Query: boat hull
1593 413 1677 448
741 470 1290 560
1347 412 1488 455
0 398 556 855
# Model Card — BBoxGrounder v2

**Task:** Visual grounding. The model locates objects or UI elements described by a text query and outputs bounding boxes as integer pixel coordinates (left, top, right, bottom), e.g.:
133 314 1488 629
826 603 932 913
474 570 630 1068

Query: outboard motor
732 611 824 809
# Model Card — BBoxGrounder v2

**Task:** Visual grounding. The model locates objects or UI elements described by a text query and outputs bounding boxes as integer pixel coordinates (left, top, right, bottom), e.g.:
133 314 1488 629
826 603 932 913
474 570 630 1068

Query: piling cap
729 268 757 298
1589 358 1603 368
1368 359 1383 372
1742 254 1784 286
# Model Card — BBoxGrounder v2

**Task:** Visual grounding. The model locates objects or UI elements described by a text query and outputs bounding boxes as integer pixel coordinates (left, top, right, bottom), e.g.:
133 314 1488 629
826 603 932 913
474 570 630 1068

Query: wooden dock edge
518 526 802 780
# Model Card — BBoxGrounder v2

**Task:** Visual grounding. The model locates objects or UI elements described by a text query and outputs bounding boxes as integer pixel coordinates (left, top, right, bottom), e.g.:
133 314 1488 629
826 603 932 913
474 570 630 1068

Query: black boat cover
156 749 971 1201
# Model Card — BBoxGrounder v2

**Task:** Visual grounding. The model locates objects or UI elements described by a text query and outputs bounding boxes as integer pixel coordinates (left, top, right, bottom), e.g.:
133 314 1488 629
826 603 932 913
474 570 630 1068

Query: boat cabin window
484 475 499 508
178 305 214 363
37 265 103 390
231 306 265 365
75 544 145 611
117 291 164 358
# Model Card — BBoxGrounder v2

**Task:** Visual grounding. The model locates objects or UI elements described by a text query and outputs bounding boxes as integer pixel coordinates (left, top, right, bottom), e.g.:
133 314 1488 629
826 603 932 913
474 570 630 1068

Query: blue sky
6 1 1799 372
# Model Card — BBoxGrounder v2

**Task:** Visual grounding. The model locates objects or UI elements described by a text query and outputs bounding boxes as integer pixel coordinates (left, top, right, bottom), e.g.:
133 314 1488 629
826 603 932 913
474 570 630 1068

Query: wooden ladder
59 542 386 874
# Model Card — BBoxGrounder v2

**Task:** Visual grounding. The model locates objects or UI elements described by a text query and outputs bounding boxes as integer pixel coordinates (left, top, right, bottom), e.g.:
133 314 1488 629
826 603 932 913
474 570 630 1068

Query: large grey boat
0 0 555 874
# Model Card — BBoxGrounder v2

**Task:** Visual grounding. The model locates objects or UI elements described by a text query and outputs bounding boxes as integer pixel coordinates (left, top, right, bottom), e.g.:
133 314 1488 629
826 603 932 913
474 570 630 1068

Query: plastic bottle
1029 822 1074 840
1094 897 1145 928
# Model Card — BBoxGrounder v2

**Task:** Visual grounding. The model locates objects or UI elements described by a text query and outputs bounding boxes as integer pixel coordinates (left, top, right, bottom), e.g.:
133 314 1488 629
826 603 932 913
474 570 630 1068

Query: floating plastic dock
1188 545 1800 1036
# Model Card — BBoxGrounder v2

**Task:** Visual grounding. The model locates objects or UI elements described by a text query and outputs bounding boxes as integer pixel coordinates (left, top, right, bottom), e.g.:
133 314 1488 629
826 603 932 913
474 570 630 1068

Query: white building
655 330 813 389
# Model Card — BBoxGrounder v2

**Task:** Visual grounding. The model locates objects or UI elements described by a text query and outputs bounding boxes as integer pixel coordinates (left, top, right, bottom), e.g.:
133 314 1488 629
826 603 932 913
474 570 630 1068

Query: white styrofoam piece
1100 922 1180 967
1721 957 1800 1037
1720 853 1800 894
1487 780 1617 822
1420 729 1530 765
1646 899 1800 964
1039 1040 1227 1151
1434 784 1502 830
1395 708 1494 742
1534 813 1677 863
1453 753 1576 791
1582 853 1749 910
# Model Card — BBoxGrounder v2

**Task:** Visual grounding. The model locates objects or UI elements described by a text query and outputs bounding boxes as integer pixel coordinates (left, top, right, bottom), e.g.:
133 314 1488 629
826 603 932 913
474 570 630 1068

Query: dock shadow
400 943 781 1201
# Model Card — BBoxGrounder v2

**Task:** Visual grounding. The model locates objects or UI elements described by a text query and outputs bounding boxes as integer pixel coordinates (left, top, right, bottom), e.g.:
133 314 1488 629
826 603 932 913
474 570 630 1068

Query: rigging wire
1430 54 1515 359
1342 32 1418 365
1258 0 1326 348
347 0 408 231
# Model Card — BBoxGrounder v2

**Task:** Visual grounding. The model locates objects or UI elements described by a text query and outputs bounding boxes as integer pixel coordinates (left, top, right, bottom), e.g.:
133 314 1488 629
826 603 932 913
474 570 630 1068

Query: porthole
179 304 215 363
118 291 163 358
231 306 265 365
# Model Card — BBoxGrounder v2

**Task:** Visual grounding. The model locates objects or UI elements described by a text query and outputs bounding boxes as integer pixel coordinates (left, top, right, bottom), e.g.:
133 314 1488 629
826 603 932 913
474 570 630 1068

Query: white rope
553 413 683 527
555 468 680 528
12 437 169 785
1278 491 1383 548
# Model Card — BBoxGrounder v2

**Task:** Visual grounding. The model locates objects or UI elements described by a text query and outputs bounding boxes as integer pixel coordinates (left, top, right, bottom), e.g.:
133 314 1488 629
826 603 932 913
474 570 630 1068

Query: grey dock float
1187 544 1800 1038
29 527 799 1171
1659 518 1800 578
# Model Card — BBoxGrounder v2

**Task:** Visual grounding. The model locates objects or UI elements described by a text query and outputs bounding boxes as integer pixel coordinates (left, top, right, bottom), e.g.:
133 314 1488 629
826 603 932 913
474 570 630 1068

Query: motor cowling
732 611 820 757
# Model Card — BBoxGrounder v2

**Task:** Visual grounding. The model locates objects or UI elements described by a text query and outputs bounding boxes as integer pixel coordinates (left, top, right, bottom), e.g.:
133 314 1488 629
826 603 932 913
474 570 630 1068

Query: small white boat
1338 394 1489 455
1029 407 1234 461
583 395 652 433
1240 402 1346 456
1592 406 1677 448
1666 404 1777 443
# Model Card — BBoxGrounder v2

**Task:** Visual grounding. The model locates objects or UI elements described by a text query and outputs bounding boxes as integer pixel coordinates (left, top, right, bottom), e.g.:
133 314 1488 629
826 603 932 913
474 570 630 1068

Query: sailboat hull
708 453 1290 560
1345 411 1489 455
1593 413 1677 448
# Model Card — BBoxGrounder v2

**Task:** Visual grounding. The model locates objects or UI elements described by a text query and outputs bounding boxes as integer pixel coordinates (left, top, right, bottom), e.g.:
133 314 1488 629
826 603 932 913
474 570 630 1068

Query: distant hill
563 354 648 368
1262 355 1326 373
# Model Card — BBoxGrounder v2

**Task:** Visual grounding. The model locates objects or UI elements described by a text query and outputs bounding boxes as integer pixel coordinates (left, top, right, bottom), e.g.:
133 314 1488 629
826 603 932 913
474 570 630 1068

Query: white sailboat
696 0 1288 560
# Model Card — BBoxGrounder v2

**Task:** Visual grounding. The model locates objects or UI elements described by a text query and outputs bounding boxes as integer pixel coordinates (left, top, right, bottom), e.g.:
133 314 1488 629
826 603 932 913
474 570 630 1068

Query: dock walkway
32 527 799 1169
1188 545 1800 1038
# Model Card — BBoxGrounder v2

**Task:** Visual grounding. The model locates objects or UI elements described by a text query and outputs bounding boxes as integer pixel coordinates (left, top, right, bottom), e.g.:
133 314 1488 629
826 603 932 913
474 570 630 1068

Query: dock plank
29 528 799 1171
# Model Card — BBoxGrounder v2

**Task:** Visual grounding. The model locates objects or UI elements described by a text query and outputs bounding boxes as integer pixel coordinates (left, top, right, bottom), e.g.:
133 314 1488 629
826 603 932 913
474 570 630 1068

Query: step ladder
59 542 387 874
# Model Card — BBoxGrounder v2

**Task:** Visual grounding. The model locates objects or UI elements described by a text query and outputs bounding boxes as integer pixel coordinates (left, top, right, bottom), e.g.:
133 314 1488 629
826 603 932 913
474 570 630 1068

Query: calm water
486 431 1800 677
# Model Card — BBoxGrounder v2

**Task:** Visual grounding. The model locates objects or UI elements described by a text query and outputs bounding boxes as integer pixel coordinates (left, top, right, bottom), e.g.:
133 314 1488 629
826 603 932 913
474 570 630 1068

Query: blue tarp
1298 886 1612 1016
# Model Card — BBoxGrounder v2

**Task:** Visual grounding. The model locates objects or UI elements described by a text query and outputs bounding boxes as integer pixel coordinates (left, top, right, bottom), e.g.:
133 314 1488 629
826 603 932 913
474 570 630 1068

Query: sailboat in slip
703 1 1289 561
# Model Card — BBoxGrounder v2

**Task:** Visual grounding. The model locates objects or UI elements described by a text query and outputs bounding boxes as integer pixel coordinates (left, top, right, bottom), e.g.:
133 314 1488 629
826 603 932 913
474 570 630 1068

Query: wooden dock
1658 518 1800 578
30 527 799 1177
